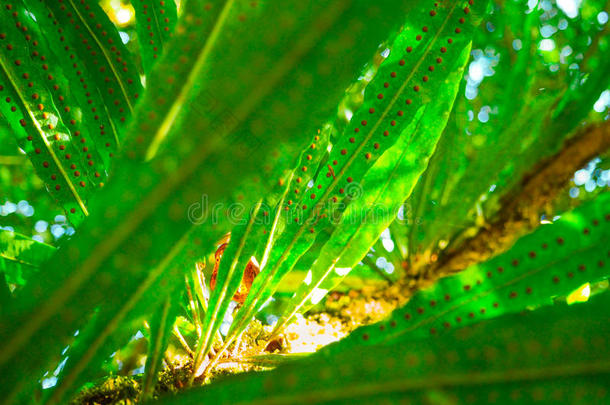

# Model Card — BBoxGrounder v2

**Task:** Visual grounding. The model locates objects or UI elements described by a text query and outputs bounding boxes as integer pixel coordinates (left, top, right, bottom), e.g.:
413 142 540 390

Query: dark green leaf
153 291 610 404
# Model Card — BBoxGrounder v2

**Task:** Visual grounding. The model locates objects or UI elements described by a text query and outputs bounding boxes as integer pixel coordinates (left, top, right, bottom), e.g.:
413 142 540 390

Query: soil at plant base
71 279 411 404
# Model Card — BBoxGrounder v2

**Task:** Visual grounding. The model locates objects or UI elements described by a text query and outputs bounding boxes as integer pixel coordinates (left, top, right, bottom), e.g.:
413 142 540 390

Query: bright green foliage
0 0 143 224
226 0 487 350
332 193 610 347
405 0 610 267
0 229 55 289
1 2 101 222
0 0 429 402
40 0 143 126
0 0 609 403
272 49 471 334
133 0 178 75
154 290 610 404
140 296 179 402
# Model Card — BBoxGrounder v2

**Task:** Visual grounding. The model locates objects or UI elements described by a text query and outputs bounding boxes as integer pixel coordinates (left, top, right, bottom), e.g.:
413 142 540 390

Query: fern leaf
140 295 179 401
133 0 178 75
272 47 471 334
228 0 486 346
1 2 110 222
43 0 143 132
332 192 610 348
0 1 431 400
153 291 610 404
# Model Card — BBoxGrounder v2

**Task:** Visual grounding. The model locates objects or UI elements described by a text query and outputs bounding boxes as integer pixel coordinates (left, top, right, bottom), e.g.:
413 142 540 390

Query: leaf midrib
0 55 88 216
66 0 134 113
140 297 171 400
236 358 610 405
144 0 237 160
